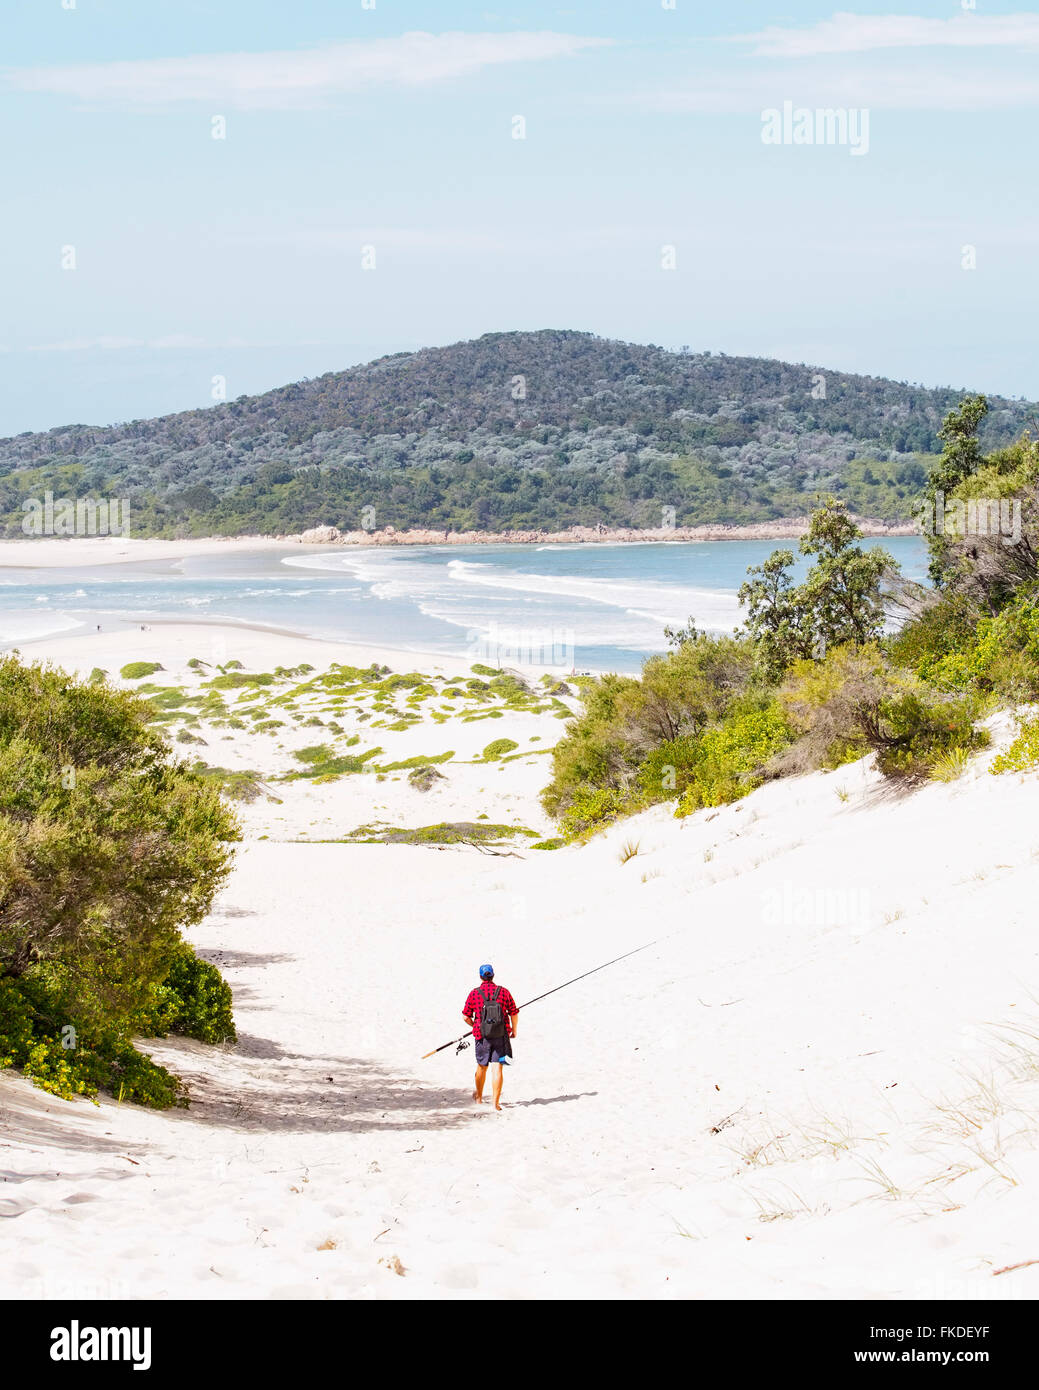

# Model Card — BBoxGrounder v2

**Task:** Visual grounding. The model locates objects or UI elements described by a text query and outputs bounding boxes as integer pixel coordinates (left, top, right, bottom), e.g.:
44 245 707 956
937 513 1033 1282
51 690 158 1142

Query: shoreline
16 618 583 683
289 517 920 547
0 517 920 568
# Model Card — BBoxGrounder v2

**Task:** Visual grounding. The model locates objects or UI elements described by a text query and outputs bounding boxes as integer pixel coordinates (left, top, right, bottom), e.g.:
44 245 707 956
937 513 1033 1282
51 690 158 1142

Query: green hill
1 329 1033 536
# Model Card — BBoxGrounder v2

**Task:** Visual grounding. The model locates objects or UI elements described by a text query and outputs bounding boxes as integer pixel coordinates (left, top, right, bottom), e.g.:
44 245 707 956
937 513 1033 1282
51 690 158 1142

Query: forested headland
1 330 1034 538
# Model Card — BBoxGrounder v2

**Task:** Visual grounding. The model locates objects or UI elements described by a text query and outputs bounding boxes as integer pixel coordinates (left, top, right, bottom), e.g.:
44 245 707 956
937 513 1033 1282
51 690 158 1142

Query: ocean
0 537 928 674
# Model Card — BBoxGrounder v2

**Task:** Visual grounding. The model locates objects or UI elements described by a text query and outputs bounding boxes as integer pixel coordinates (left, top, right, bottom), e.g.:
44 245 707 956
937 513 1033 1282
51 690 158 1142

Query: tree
739 498 895 678
933 394 988 495
799 499 893 648
662 615 703 649
738 548 814 678
926 395 989 585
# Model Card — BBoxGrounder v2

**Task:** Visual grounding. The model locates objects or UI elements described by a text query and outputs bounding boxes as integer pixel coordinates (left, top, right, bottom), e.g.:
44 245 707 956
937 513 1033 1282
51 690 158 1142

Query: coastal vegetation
1 331 1034 537
544 397 1038 840
0 658 239 1106
5 391 1037 1111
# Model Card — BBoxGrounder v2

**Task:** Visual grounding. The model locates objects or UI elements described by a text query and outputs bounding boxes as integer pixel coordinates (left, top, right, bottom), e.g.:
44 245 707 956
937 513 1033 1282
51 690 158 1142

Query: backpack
479 986 506 1039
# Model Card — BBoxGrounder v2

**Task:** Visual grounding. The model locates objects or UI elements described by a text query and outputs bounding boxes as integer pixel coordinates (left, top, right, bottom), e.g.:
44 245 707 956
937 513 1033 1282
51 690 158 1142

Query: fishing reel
455 1038 471 1054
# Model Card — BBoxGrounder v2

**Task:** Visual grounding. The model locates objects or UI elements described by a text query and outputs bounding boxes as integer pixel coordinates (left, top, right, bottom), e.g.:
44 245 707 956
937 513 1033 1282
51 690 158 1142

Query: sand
0 536 300 569
0 515 917 573
2 620 1038 1300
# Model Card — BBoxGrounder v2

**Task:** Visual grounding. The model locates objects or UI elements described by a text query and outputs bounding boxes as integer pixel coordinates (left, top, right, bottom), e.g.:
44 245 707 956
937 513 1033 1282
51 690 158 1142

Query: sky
2 1 1037 435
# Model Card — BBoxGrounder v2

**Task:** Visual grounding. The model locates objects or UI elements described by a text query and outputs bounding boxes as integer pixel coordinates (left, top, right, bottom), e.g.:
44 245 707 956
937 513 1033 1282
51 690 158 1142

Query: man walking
463 964 519 1111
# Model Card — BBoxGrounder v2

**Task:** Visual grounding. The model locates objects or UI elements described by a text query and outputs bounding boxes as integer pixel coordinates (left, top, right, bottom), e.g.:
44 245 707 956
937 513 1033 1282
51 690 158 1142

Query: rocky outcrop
296 525 343 544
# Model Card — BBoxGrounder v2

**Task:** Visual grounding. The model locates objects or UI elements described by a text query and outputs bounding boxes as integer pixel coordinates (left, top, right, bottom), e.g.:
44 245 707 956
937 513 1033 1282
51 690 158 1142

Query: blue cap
479 963 494 979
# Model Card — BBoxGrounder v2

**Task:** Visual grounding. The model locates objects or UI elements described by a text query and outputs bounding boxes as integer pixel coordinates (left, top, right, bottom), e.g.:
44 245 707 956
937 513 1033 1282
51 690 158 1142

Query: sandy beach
0 516 920 571
1 616 1038 1300
0 536 299 569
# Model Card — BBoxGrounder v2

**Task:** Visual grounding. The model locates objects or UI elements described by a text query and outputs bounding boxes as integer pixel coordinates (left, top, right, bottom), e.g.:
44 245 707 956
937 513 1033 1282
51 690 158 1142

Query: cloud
733 11 1039 59
4 30 612 109
645 65 1039 114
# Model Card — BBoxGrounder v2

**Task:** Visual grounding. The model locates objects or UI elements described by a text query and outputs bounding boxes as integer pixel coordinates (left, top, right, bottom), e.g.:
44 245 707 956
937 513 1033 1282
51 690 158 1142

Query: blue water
0 537 928 674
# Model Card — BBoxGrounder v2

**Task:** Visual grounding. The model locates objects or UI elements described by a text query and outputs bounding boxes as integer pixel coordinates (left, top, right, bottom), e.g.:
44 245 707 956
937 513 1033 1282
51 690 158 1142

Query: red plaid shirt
463 981 518 1041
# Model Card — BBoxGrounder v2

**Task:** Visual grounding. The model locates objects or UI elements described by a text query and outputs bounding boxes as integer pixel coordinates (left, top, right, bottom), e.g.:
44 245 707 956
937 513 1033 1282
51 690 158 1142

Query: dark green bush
136 941 236 1046
0 655 239 1106
0 974 185 1108
873 691 990 780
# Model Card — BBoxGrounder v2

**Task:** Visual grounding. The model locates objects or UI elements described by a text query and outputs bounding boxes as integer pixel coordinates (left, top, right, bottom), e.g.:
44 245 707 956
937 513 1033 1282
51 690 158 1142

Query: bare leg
473 1065 488 1103
492 1063 504 1111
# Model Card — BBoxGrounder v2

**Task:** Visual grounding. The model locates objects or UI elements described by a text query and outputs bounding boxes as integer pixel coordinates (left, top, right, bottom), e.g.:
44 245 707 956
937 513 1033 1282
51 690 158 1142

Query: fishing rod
421 938 661 1059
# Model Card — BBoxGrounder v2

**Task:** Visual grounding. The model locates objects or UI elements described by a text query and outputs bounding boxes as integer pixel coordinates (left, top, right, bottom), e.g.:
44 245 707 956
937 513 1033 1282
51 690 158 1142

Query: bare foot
472 1090 485 1104
494 1102 503 1111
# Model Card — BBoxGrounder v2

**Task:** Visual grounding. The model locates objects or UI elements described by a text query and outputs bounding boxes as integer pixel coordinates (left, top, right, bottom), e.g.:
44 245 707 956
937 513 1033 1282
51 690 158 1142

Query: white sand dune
2 625 1039 1299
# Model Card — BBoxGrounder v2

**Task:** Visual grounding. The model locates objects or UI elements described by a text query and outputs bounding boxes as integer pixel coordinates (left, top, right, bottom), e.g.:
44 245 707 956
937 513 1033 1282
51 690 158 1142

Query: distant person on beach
463 964 518 1111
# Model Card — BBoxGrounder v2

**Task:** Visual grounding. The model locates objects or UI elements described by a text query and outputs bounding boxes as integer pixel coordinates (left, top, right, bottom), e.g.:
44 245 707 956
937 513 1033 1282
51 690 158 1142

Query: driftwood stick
709 1106 745 1135
992 1258 1039 1277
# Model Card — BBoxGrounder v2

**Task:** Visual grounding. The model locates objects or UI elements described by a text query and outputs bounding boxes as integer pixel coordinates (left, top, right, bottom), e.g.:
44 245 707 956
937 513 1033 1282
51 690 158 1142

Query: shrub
963 592 1039 701
778 644 893 771
543 637 755 825
207 672 276 689
543 682 635 811
892 590 1039 701
636 736 702 803
281 749 381 780
192 765 274 802
0 972 187 1106
135 940 236 1045
675 701 792 816
346 821 537 846
0 655 239 1105
408 765 445 791
991 715 1039 775
378 752 454 772
886 590 980 688
293 743 334 764
481 738 519 760
779 643 988 781
120 661 162 680
872 690 989 780
559 787 633 841
488 674 532 702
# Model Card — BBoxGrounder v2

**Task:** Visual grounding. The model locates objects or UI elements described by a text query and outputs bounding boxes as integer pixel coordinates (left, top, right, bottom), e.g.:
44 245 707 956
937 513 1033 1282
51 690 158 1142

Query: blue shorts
475 1035 513 1066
